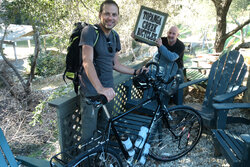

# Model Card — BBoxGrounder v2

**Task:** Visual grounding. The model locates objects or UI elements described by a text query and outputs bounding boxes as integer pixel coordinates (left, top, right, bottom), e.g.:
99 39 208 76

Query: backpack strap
93 24 117 46
92 25 99 47
111 30 116 44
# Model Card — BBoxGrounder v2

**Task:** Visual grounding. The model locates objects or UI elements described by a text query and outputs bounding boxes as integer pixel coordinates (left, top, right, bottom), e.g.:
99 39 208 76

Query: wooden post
28 40 31 48
48 92 80 156
13 42 17 62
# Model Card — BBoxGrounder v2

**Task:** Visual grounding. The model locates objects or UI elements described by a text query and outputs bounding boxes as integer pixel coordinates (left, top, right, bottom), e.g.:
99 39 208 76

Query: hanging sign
134 6 168 45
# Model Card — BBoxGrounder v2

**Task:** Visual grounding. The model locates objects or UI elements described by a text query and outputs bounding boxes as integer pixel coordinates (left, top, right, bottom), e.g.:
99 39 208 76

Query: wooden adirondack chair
211 128 250 166
0 128 51 167
179 50 250 129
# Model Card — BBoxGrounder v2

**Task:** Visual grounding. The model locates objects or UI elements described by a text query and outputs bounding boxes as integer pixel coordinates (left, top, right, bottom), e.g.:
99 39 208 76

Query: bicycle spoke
149 106 202 161
69 147 122 167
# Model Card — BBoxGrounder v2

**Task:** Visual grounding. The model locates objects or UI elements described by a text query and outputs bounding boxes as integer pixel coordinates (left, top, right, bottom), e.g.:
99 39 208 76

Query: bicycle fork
162 107 194 150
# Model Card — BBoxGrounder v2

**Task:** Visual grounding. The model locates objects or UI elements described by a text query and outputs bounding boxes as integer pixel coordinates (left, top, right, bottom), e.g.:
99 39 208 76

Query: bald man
156 26 185 105
156 26 185 69
131 26 185 104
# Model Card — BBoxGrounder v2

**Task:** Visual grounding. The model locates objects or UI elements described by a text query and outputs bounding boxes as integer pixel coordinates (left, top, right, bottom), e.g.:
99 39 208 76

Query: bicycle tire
71 146 123 167
149 105 202 161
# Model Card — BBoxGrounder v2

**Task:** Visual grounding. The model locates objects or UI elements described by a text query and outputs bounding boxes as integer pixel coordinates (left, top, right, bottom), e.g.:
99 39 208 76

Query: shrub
29 50 66 77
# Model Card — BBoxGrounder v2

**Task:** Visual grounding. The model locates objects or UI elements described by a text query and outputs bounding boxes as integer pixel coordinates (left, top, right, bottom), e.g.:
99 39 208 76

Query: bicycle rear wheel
71 146 123 167
149 105 202 161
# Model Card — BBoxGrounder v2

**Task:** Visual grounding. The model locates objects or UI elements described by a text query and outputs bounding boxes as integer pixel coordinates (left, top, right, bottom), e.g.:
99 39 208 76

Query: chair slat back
0 151 9 167
203 50 247 109
0 128 18 167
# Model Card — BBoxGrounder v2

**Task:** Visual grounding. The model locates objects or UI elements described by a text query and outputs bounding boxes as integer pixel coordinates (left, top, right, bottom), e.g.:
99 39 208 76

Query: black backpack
63 22 99 94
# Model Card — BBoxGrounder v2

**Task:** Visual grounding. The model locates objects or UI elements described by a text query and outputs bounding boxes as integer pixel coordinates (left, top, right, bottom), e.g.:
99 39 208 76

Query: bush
29 50 66 77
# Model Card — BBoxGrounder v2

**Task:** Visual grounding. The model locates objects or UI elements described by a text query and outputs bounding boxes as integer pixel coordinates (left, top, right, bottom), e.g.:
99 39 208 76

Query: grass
28 142 58 159
183 54 195 62
16 40 34 47
15 38 54 48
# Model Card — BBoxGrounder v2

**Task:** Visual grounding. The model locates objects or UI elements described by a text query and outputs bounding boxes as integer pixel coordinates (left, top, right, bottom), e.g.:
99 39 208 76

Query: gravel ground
145 133 229 167
144 107 250 167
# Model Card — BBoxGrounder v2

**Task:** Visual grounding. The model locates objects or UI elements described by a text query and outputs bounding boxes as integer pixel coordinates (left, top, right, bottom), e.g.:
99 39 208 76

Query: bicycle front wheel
149 105 202 161
71 146 123 167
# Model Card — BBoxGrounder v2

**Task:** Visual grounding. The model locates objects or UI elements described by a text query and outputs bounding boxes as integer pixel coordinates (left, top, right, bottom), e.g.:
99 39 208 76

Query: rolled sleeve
79 26 97 47
159 45 179 62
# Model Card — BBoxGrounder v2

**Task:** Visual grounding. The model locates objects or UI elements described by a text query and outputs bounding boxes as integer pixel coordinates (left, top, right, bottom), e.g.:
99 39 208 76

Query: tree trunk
0 25 31 95
0 70 17 98
212 0 250 53
212 0 232 53
26 25 41 88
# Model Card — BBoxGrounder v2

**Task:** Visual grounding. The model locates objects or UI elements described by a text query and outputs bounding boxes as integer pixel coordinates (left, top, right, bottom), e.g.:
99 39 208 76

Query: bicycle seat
86 94 108 107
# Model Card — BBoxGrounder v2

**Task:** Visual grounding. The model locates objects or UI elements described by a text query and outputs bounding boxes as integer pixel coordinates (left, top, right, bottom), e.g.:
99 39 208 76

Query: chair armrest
213 103 250 110
241 134 250 145
178 77 208 89
240 134 250 161
16 156 54 167
213 86 247 102
184 67 211 70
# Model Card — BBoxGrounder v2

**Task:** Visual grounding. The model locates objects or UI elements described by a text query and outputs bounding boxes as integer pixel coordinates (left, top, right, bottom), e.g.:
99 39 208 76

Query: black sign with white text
134 6 168 45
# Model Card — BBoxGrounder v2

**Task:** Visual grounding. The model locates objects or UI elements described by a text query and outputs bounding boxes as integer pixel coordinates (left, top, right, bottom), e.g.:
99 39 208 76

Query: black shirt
161 37 185 69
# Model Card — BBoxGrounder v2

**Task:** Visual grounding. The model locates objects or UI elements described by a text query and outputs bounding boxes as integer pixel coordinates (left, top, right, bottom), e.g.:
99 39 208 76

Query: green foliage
183 54 194 60
4 0 70 51
179 28 192 39
0 0 18 25
230 0 250 14
224 25 249 50
247 28 250 36
28 51 66 77
13 0 68 30
30 84 73 126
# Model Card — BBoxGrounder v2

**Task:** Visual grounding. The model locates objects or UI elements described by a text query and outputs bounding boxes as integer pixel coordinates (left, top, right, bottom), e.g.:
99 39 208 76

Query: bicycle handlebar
145 62 159 73
145 62 181 96
85 62 180 106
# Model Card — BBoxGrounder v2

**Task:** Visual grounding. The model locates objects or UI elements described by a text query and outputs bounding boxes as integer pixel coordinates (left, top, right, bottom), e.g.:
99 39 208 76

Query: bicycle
50 62 203 167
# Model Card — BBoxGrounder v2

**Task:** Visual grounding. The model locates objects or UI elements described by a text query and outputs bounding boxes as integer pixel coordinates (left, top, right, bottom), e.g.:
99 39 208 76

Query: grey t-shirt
78 25 121 96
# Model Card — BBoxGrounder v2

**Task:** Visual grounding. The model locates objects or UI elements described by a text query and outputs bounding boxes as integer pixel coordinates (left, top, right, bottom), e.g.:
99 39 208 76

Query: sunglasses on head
106 38 113 53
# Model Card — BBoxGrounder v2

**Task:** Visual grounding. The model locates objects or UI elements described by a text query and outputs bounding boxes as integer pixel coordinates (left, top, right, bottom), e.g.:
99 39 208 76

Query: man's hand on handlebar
135 66 149 75
141 66 149 74
98 87 116 102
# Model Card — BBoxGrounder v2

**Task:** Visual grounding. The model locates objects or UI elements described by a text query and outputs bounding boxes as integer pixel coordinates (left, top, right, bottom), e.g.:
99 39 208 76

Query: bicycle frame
50 61 203 166
101 87 167 165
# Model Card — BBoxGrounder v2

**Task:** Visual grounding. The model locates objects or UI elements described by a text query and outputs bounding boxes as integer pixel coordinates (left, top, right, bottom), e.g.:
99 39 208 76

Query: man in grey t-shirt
79 0 146 142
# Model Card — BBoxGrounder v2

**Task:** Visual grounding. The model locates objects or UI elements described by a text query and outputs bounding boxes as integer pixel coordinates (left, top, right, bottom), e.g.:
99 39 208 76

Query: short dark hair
99 0 119 14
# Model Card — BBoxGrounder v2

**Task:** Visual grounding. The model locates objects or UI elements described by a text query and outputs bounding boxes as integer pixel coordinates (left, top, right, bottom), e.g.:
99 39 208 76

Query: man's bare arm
113 53 148 75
